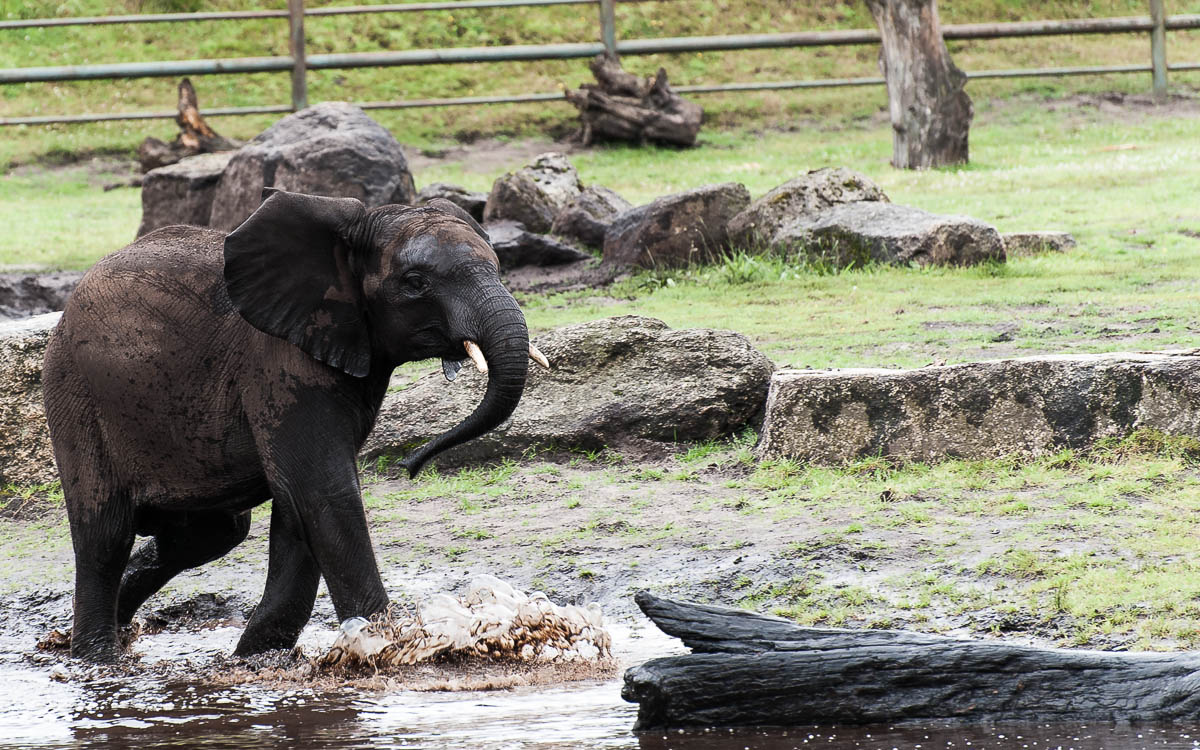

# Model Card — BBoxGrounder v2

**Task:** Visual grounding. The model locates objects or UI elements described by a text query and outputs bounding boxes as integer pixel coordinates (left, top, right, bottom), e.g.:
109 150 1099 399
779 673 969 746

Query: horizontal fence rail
0 1 1192 126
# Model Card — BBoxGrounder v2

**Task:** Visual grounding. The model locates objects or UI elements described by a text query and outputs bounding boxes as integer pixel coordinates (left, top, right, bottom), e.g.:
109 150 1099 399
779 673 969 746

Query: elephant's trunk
400 283 529 478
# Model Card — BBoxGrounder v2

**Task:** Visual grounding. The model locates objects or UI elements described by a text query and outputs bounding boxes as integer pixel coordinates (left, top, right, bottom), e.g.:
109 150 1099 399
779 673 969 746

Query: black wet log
565 55 701 147
623 592 1200 729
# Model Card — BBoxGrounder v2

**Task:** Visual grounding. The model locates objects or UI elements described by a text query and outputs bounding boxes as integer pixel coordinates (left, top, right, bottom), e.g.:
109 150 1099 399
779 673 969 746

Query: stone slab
757 350 1200 464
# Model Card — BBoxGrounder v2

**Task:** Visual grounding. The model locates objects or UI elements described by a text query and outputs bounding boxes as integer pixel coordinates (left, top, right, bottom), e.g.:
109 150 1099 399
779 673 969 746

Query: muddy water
2 624 1200 750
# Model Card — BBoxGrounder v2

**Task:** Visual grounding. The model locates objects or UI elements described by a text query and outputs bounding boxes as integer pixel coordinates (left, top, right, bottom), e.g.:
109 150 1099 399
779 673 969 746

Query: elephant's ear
224 189 373 377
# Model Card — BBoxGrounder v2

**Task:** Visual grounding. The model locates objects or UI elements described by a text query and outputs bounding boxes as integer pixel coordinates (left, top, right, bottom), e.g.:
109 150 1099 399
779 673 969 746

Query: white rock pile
318 575 611 670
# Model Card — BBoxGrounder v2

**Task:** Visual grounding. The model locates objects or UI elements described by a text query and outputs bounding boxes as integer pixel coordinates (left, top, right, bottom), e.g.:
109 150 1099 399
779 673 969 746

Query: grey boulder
756 350 1200 465
0 273 83 321
780 201 1005 267
0 313 59 486
550 185 632 248
727 167 889 251
1002 231 1077 257
482 152 584 233
485 220 593 270
208 102 417 232
603 183 751 269
361 315 774 468
417 182 488 223
137 151 235 238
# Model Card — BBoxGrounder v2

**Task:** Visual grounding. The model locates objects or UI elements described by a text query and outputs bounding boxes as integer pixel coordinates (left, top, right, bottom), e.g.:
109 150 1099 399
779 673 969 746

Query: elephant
42 188 547 662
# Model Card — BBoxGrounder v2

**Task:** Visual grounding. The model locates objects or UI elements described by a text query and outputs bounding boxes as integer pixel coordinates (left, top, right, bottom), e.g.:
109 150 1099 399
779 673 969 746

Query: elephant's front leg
242 425 389 654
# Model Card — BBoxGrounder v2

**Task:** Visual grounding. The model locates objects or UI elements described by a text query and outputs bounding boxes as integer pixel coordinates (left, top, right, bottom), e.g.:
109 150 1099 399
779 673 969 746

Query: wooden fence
0 0 1195 126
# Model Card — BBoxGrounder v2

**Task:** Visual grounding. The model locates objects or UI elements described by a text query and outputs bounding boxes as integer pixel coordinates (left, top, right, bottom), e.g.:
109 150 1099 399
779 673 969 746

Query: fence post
1151 0 1167 98
598 0 616 58
288 0 308 110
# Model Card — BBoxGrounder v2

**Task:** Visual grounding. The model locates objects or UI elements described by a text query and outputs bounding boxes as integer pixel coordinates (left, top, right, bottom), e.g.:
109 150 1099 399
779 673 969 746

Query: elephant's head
223 188 544 477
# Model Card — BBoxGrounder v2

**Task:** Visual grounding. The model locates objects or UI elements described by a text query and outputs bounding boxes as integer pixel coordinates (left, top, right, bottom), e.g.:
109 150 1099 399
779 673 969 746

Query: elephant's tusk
463 340 489 374
529 343 550 370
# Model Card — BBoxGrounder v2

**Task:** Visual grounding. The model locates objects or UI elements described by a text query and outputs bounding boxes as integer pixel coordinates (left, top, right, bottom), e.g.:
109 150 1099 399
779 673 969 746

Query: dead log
622 592 1200 729
866 0 972 168
565 55 701 147
137 78 240 172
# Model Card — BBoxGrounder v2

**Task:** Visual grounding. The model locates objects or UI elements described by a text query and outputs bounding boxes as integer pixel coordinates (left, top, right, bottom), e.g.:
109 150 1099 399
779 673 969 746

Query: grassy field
4 0 1200 165
7 95 1197 369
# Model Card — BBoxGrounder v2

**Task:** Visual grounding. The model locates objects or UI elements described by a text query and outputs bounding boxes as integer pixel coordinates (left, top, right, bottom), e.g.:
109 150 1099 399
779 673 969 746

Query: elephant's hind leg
46 364 135 662
117 509 251 626
64 489 136 662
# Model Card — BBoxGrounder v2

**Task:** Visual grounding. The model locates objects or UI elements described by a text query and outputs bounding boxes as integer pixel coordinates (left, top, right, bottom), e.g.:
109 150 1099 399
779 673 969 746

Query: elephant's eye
400 272 428 294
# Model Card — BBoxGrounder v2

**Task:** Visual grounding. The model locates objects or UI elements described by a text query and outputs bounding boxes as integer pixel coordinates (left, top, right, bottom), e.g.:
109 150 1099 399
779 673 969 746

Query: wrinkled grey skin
42 189 530 662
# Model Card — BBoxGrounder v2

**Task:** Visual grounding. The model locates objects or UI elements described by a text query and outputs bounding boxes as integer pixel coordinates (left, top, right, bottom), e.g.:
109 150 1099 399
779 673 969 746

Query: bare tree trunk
866 0 972 169
137 78 241 172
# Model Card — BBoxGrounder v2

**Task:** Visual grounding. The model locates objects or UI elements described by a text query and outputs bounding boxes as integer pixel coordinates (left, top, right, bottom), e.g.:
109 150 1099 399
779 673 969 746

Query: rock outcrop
756 350 1200 464
1002 231 1077 257
207 102 417 232
779 201 1005 267
137 151 235 238
362 315 774 469
485 221 593 270
0 274 83 322
482 153 583 234
603 183 751 269
550 185 632 248
416 182 488 222
726 168 888 252
0 313 59 487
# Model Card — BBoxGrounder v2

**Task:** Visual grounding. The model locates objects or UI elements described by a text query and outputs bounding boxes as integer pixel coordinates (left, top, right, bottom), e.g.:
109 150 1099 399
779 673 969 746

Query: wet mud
3 453 1200 748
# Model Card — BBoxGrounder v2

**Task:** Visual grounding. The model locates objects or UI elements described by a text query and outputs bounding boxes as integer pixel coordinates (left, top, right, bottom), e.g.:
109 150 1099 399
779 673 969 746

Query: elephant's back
75 225 233 316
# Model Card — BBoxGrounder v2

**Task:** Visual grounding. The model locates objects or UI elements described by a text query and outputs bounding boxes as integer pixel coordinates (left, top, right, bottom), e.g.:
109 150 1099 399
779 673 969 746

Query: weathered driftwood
565 55 701 147
622 592 1200 729
866 0 972 168
137 78 240 172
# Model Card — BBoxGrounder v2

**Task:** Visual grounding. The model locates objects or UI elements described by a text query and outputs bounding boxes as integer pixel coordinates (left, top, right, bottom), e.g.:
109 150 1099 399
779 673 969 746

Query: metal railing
0 0 1193 126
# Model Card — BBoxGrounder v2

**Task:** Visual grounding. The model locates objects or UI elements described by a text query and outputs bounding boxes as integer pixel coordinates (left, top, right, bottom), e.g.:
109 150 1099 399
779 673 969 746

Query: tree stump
137 78 240 172
622 592 1200 729
865 0 972 169
565 55 702 147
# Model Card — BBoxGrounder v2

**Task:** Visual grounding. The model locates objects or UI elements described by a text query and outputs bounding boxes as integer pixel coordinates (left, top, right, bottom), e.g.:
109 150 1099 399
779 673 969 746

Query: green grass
733 430 1200 648
4 0 1200 167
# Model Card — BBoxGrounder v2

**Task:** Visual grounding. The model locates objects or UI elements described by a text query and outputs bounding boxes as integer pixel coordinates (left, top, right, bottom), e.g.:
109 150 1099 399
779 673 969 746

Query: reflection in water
2 627 1200 750
635 725 1200 750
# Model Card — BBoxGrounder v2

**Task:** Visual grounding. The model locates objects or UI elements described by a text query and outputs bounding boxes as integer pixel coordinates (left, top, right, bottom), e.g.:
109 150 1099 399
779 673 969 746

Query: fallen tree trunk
565 55 701 147
138 78 240 172
622 592 1200 729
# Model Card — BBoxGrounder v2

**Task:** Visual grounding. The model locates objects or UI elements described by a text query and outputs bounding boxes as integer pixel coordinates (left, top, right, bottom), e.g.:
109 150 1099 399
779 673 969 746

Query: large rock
362 316 774 468
0 313 59 487
726 168 888 251
550 185 632 248
756 350 1200 465
0 273 83 321
137 151 235 238
485 221 593 270
208 103 417 232
482 153 583 234
1002 231 1077 257
416 182 488 223
779 201 1005 268
603 183 751 269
